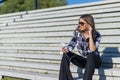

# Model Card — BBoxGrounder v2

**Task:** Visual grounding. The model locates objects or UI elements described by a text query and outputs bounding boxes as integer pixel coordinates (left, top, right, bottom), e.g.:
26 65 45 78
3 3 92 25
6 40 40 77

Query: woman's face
79 18 89 32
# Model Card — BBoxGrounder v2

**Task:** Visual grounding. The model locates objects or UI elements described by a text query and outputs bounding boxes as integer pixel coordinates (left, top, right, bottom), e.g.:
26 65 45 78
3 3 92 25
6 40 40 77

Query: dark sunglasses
79 22 86 26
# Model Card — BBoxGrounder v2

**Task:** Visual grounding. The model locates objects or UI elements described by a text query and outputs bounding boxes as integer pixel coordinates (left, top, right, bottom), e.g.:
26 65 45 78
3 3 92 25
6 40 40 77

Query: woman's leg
83 52 102 80
59 52 74 80
68 52 87 68
59 51 87 80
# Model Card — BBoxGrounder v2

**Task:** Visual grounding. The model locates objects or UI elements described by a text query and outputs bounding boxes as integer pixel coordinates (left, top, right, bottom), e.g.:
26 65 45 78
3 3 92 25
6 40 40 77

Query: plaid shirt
67 31 101 58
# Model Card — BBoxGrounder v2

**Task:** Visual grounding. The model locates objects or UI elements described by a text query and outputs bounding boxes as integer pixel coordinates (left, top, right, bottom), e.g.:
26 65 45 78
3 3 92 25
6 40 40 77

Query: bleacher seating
0 0 120 80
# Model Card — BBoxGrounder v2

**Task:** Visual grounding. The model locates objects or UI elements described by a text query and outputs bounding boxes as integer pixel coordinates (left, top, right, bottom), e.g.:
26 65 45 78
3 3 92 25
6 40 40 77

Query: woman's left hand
87 25 93 38
88 25 93 33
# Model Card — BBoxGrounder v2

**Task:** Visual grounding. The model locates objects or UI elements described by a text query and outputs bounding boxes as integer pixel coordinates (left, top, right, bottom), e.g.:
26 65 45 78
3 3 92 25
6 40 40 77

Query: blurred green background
0 0 67 14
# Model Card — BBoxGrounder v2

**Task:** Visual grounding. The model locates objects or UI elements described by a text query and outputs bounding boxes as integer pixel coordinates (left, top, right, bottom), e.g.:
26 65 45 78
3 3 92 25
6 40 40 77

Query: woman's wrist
89 31 92 38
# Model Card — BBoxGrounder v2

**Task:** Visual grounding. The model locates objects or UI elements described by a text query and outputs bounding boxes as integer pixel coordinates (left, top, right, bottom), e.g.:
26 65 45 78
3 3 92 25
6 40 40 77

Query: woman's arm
62 31 77 53
89 26 96 52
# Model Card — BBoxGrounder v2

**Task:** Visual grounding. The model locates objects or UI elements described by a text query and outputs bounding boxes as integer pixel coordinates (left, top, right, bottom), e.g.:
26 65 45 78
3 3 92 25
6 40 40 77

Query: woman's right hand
62 47 69 53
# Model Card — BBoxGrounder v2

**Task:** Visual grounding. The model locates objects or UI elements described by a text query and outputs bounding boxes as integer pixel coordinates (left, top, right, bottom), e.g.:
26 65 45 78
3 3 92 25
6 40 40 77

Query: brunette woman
59 14 102 80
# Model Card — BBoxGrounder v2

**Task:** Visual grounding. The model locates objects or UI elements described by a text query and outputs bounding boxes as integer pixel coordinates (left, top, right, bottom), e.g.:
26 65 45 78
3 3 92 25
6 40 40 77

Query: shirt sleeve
95 32 101 49
67 31 78 51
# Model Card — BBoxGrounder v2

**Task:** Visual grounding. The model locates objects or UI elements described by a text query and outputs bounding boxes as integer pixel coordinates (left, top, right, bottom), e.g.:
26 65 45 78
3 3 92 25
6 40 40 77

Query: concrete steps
0 0 120 80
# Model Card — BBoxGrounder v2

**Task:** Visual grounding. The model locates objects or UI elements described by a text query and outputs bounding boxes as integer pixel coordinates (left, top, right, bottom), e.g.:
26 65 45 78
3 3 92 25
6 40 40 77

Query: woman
59 14 102 80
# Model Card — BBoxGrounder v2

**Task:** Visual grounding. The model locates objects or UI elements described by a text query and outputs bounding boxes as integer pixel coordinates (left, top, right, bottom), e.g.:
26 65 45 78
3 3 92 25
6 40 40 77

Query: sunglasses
79 22 86 26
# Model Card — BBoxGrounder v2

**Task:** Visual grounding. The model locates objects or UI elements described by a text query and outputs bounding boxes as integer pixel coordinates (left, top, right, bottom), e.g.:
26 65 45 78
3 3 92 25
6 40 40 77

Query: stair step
0 69 58 80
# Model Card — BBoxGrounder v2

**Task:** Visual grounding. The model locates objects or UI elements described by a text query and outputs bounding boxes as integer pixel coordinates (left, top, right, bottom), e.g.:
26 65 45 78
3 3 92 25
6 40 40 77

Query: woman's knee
62 53 71 61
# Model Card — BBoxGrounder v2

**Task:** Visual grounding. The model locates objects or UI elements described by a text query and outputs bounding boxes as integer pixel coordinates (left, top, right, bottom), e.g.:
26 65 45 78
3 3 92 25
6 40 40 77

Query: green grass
2 77 26 80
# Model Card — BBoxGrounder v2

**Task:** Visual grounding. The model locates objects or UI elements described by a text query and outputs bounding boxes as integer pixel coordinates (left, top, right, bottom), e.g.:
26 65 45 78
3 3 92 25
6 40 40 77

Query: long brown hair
76 14 96 38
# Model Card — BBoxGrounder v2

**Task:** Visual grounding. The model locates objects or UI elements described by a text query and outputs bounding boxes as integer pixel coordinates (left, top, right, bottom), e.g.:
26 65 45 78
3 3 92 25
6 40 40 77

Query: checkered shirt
67 31 101 58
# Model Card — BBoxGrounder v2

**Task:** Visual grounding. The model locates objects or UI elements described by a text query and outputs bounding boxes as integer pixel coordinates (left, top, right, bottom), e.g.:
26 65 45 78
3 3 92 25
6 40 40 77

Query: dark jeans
59 51 102 80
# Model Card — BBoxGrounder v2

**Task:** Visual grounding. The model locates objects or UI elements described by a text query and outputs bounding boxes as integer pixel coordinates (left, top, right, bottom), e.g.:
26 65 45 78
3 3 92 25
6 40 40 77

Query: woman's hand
85 25 93 38
62 47 69 53
88 25 93 34
88 25 97 52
